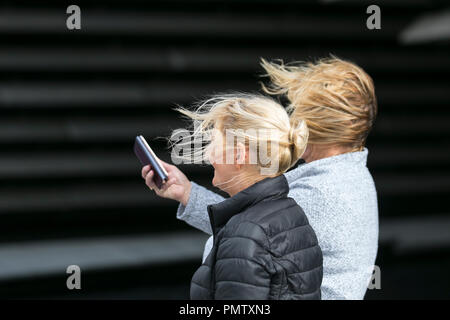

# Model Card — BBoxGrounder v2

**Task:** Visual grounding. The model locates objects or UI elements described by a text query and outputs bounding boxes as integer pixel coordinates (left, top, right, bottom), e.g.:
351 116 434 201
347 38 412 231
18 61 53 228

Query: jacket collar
207 175 289 234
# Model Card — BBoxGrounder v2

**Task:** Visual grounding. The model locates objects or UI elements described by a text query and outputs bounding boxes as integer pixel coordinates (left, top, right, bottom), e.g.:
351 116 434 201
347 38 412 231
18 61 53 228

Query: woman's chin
212 177 226 191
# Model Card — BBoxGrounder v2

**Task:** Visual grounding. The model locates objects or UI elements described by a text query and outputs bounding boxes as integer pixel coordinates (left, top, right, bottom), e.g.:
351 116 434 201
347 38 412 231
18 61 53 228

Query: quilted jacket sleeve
213 222 274 300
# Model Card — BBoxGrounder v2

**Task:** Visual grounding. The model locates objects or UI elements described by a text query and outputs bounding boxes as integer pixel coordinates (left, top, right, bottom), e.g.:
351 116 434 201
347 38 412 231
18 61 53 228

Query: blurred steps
0 216 446 281
0 144 449 180
0 9 403 39
0 81 448 107
1 47 449 73
0 231 208 282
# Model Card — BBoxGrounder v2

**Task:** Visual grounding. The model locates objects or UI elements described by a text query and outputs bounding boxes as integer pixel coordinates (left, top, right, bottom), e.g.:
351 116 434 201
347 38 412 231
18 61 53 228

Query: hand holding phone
134 135 168 189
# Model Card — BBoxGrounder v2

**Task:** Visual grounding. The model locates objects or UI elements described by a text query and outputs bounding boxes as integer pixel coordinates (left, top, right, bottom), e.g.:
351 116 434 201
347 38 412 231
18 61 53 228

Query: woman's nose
206 149 214 164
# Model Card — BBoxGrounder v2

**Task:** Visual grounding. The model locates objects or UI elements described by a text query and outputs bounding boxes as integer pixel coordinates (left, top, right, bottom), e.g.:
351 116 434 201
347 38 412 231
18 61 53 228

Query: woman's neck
302 144 355 163
225 171 268 197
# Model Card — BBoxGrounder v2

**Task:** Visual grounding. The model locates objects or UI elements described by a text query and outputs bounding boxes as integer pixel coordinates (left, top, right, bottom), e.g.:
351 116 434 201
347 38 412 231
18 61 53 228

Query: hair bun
288 119 309 157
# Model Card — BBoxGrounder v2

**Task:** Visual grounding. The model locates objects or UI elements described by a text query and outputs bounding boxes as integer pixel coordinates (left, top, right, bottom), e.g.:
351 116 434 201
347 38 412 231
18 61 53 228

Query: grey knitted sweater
176 148 379 300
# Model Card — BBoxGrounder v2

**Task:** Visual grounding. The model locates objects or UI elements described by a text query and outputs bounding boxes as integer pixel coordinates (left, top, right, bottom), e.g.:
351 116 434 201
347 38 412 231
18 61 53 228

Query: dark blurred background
0 0 449 299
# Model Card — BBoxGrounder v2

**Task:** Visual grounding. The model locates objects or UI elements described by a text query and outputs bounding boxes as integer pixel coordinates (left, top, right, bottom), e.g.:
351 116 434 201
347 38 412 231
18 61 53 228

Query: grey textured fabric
190 175 323 300
178 148 379 300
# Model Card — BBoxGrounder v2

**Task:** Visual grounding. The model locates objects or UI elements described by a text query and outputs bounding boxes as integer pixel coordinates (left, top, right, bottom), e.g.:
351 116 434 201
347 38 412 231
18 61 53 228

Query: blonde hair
172 93 308 176
261 56 377 151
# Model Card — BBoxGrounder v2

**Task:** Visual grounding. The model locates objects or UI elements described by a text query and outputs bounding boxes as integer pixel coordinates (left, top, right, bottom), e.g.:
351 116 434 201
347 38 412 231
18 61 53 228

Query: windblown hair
171 93 308 176
261 56 377 151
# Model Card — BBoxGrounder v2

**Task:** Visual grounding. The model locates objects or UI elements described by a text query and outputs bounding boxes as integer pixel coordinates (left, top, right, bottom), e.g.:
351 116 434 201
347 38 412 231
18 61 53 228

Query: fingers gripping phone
134 135 168 189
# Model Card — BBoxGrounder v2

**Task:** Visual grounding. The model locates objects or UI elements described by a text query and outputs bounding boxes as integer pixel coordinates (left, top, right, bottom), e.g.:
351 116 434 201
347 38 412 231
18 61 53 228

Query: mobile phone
134 135 168 189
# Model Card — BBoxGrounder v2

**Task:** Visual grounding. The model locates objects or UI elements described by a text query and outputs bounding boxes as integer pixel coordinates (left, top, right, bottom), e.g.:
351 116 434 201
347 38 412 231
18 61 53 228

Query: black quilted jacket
190 175 323 300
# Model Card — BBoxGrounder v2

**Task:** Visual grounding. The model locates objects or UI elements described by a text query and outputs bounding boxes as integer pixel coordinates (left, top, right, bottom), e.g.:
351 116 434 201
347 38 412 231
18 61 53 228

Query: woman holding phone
142 56 379 300
175 93 322 299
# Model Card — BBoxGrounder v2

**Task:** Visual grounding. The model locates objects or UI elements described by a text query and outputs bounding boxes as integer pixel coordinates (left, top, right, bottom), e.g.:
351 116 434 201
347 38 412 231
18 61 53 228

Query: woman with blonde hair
142 56 379 300
171 93 322 299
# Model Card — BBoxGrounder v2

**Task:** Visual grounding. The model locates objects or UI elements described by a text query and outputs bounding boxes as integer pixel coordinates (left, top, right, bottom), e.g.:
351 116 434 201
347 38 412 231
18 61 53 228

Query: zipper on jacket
207 205 218 299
